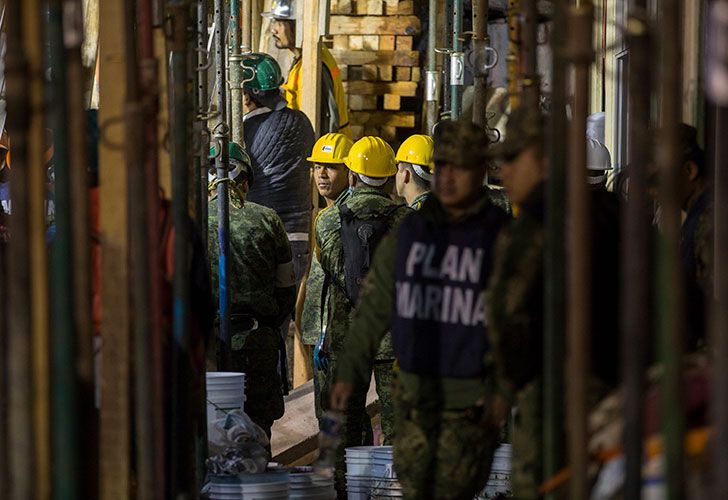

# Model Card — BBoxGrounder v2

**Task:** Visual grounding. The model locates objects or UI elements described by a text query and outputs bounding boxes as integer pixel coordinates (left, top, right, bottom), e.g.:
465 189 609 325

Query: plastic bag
206 410 270 475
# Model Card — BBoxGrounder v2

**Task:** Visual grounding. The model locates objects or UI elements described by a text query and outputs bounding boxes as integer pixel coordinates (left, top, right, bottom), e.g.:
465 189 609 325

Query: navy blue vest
391 204 506 378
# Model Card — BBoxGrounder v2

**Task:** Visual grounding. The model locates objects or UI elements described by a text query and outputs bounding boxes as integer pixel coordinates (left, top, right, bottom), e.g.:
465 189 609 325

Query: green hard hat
209 141 254 185
241 53 285 92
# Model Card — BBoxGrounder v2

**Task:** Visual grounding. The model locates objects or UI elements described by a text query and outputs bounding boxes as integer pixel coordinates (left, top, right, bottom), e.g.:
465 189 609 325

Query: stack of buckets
206 372 247 425
206 472 289 500
346 446 402 499
289 468 336 499
479 444 512 499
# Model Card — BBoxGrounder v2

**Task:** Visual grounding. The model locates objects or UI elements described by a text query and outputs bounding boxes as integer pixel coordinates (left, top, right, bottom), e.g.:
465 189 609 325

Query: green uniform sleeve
335 230 398 388
271 214 297 327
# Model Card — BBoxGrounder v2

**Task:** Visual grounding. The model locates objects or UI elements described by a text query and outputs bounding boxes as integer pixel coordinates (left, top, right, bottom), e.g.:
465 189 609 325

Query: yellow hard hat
345 136 397 179
307 133 354 164
395 134 434 174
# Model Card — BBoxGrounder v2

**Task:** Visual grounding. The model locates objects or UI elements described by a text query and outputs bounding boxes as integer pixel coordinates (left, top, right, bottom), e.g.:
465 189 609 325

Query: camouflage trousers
392 382 499 500
320 355 373 495
373 361 395 445
230 326 285 439
511 379 542 500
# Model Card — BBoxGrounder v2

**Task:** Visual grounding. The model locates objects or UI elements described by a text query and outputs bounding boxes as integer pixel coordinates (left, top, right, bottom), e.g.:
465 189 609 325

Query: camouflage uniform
336 186 509 499
301 253 327 421
208 197 297 438
317 186 409 492
409 191 431 211
485 186 546 500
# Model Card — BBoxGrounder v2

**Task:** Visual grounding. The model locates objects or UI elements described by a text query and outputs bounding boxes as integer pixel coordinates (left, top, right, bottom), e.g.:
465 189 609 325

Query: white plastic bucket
206 372 246 424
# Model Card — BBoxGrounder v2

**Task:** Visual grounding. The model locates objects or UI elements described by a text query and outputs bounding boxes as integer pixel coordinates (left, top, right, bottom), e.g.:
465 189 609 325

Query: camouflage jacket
316 187 411 359
301 252 326 345
336 190 510 409
409 191 432 211
485 187 545 401
208 198 297 330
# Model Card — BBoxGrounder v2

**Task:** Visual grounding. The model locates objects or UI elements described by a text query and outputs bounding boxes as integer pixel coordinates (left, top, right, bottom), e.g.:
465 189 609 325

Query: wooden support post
99 0 131 496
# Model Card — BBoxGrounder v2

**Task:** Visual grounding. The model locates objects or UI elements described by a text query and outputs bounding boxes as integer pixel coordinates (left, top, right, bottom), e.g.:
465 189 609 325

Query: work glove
314 330 330 372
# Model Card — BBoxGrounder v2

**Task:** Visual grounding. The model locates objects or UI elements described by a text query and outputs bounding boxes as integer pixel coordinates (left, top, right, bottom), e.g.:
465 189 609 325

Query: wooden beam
99 0 131 497
300 0 323 134
329 49 419 66
343 80 418 96
349 111 415 127
330 15 421 35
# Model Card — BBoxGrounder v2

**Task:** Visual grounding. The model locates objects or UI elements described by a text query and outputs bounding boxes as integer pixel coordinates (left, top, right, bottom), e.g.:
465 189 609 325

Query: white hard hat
586 138 612 171
261 0 295 20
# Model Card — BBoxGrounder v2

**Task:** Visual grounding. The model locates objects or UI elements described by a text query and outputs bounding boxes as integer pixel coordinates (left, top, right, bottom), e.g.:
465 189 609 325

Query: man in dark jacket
242 52 316 290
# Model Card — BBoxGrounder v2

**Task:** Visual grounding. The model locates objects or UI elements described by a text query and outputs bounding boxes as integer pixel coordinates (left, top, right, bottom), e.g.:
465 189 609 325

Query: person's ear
404 169 411 184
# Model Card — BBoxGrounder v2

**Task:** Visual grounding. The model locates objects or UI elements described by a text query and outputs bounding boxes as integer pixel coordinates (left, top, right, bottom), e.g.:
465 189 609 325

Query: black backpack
337 202 403 304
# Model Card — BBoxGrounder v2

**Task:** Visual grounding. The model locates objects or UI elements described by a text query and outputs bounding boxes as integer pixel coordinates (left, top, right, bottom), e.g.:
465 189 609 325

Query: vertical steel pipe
564 5 593 500
138 0 166 494
230 0 244 145
708 2 728 496
471 0 489 127
425 0 439 133
442 0 453 117
214 0 232 370
63 0 97 498
125 0 156 497
48 0 81 497
168 1 195 496
507 0 520 109
520 0 538 111
622 10 652 500
5 1 35 497
242 0 252 52
198 0 210 240
543 1 567 495
655 0 685 497
450 0 464 120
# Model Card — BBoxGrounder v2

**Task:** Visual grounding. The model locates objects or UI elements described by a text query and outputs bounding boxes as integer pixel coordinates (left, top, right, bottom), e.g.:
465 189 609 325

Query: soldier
330 121 510 499
300 133 353 423
316 136 410 495
485 108 549 500
263 0 350 136
395 134 434 210
207 142 297 439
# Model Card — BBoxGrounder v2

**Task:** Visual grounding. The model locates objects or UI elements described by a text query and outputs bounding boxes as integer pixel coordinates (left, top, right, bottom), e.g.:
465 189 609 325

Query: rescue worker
241 52 315 289
300 132 353 423
207 141 297 439
330 121 510 499
651 123 713 347
262 0 351 136
485 108 548 500
395 134 434 210
317 136 410 495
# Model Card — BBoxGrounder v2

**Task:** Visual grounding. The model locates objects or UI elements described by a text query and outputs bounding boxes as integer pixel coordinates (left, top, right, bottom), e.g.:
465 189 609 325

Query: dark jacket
244 107 316 235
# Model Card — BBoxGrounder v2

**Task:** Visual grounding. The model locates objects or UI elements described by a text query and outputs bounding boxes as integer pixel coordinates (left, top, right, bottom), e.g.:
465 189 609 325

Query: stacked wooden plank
328 0 422 142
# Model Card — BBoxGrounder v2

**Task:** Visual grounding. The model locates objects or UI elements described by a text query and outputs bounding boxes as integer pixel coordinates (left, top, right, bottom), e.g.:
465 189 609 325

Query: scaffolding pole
450 0 464 120
564 5 593 500
425 0 439 133
471 0 489 127
213 0 232 370
622 10 652 500
5 1 35 496
197 0 210 241
230 0 244 145
656 0 686 497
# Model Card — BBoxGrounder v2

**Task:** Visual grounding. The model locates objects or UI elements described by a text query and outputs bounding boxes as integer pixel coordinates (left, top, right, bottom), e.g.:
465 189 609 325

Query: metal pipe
198 0 210 240
5 1 35 496
63 1 97 498
442 0 453 117
242 0 252 52
507 0 520 109
450 0 464 120
655 0 685 496
425 0 439 133
564 5 592 500
520 0 539 111
230 0 244 145
48 0 81 497
137 0 165 495
125 0 156 497
708 2 728 496
168 1 195 496
622 10 652 500
543 0 567 494
251 0 262 52
471 0 489 127
214 0 232 370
